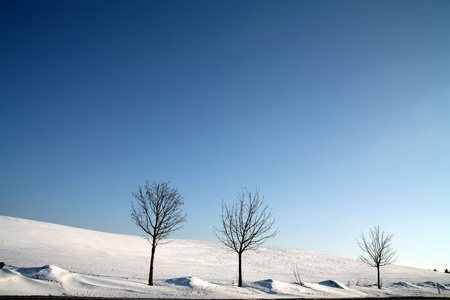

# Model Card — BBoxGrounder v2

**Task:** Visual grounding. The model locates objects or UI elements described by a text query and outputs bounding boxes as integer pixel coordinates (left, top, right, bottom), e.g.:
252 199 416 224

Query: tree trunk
377 265 381 289
149 242 156 286
238 251 243 287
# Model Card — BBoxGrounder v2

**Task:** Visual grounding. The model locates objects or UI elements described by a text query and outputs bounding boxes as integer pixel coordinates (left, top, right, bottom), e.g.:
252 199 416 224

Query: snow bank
166 276 213 289
0 267 63 295
318 280 348 289
251 279 313 296
393 281 419 288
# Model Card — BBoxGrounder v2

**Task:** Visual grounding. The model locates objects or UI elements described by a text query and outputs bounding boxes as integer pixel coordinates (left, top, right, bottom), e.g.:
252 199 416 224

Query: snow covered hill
1 215 449 298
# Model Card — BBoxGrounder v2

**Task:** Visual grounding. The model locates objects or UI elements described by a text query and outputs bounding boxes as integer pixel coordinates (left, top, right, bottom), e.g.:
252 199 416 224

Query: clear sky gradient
1 0 449 271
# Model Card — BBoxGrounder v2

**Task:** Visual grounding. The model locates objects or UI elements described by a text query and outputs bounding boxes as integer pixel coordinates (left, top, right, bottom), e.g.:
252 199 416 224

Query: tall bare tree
356 226 397 289
131 181 187 286
214 187 278 287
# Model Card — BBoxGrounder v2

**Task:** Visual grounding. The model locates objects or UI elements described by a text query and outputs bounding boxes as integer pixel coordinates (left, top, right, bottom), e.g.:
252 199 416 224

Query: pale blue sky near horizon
1 0 449 271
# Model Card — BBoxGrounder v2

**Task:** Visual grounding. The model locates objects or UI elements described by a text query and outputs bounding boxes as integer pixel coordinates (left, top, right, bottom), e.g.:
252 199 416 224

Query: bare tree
131 181 187 286
290 264 304 286
356 226 397 289
214 187 278 287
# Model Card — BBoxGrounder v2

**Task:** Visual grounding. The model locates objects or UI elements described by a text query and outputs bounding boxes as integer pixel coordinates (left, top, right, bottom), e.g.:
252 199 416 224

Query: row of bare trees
131 181 277 287
131 180 396 289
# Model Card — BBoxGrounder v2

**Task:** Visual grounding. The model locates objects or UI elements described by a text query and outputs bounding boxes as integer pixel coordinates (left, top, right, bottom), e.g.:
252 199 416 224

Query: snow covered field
1 215 449 298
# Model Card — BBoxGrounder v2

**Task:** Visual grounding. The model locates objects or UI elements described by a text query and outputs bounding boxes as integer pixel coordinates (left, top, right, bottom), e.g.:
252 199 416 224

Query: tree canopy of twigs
214 187 278 287
131 181 187 286
356 226 397 289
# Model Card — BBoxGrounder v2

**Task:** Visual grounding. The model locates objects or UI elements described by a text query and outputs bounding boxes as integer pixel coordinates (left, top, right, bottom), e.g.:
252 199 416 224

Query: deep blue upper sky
1 0 449 270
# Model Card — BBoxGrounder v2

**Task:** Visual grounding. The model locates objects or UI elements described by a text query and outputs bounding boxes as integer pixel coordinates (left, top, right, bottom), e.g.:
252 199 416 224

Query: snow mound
318 280 347 289
417 281 448 290
166 276 213 289
393 281 419 288
252 279 302 295
418 281 437 287
0 266 64 295
2 265 162 297
20 265 74 283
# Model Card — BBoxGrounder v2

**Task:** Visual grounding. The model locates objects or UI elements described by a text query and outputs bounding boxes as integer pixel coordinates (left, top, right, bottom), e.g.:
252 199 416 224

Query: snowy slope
1 215 449 298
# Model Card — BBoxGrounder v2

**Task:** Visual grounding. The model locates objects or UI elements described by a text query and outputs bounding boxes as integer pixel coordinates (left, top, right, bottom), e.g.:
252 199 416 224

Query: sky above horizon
1 0 449 271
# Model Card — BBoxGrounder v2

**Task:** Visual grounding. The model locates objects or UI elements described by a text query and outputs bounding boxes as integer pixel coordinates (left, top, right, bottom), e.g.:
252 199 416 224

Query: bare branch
131 180 187 285
356 226 397 289
214 187 278 287
290 264 304 286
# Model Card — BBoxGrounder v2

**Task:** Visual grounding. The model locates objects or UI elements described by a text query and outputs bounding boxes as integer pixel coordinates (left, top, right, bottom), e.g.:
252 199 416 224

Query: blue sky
1 0 449 271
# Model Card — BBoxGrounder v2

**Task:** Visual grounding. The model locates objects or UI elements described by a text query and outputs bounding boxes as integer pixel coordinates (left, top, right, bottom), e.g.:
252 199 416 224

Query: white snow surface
1 215 449 298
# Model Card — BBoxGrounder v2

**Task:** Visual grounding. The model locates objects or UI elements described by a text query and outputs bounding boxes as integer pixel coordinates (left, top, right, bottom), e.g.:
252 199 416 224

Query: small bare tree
131 181 187 286
290 264 304 286
214 187 278 287
356 226 397 289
